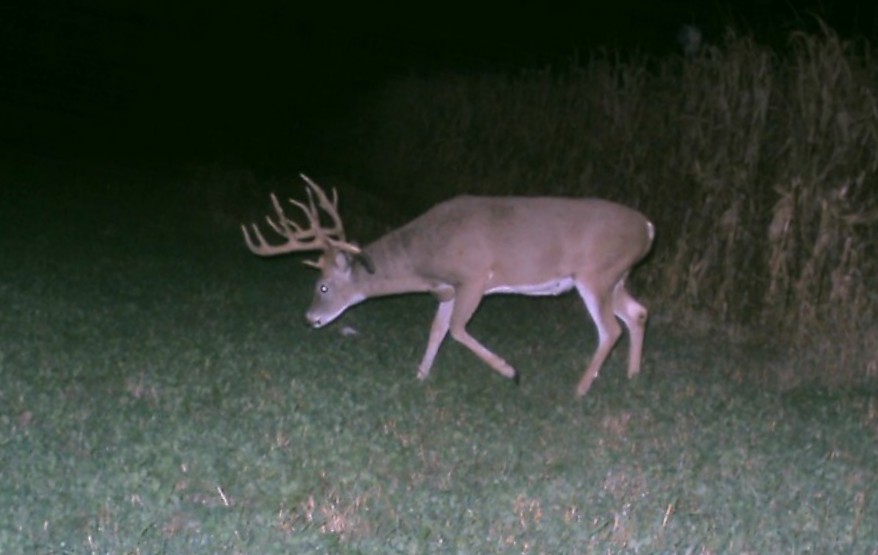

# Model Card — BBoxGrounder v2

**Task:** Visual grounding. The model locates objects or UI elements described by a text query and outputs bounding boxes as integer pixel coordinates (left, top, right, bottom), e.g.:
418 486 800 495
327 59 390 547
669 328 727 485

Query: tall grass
346 24 878 386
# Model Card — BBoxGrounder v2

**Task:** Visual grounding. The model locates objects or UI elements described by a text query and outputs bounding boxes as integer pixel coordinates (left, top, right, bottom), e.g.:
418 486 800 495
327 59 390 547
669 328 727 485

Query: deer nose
305 313 322 328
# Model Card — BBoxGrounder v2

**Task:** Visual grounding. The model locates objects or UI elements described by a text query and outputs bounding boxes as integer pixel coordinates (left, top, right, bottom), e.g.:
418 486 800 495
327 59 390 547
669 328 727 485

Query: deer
242 174 655 397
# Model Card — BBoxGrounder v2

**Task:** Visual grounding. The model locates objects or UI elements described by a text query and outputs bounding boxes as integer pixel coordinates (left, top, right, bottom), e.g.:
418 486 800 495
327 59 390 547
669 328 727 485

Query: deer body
244 177 654 397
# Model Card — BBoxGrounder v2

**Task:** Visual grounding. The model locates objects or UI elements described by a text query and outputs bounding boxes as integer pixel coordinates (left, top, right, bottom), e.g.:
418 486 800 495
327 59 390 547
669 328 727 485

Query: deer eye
319 284 329 294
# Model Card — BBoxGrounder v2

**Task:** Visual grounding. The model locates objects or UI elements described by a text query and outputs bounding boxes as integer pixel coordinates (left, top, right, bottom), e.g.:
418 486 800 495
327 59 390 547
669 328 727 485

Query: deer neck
354 234 432 299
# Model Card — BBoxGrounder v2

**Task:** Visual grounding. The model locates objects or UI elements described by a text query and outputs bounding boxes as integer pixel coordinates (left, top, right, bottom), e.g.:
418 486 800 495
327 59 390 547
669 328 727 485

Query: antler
241 174 362 259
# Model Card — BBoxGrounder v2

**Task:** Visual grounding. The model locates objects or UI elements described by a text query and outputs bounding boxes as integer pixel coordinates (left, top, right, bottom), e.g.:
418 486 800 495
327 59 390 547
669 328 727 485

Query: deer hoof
576 379 593 398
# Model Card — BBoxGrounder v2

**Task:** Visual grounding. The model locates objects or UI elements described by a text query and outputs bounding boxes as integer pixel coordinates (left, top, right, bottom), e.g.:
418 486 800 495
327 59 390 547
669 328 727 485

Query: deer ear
354 252 375 274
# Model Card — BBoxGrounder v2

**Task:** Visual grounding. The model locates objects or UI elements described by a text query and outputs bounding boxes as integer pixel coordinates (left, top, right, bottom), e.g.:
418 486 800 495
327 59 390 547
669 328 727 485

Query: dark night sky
0 0 874 167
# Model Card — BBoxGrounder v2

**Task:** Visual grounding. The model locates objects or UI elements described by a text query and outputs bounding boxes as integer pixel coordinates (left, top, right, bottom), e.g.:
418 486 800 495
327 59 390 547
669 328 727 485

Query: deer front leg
447 283 519 383
417 299 453 380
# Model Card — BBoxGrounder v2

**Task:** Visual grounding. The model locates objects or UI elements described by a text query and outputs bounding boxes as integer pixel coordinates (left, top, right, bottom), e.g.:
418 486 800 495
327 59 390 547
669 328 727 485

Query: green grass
1 163 877 553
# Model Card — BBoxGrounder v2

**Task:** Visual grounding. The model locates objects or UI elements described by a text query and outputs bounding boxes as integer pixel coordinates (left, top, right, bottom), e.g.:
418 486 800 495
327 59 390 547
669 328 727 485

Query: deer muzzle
305 312 324 328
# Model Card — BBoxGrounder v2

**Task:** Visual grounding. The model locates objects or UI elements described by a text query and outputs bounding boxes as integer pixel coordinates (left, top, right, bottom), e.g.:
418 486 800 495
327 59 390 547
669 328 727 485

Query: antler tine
241 222 267 252
264 192 326 246
299 174 345 241
266 193 305 236
286 192 322 238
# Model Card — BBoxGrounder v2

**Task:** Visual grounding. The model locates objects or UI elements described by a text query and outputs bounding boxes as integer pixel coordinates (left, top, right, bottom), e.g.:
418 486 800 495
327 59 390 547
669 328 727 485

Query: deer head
241 174 374 326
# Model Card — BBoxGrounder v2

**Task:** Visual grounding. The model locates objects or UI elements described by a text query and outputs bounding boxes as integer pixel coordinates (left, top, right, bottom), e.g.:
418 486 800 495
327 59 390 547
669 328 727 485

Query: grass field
2 161 877 554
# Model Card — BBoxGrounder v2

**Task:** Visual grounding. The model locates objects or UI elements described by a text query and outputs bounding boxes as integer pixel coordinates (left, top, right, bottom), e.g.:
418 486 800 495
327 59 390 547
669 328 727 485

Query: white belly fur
486 277 576 297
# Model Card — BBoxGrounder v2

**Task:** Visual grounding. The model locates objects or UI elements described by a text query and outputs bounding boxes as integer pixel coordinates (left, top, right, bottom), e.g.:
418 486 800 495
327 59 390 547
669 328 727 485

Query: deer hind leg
447 283 519 383
611 278 648 379
417 299 453 380
575 282 623 397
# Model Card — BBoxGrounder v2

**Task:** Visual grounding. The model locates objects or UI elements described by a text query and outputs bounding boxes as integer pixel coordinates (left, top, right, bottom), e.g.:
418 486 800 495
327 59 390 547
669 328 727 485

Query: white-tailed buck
242 175 655 397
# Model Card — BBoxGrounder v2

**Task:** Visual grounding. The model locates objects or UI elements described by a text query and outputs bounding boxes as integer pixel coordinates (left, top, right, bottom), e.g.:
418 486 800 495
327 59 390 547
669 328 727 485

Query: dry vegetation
346 23 878 387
